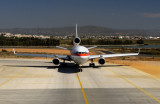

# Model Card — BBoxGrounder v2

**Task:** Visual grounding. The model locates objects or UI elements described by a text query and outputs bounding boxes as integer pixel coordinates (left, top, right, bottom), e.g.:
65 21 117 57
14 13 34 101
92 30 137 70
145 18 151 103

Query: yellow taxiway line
106 68 160 103
0 67 27 87
76 72 89 104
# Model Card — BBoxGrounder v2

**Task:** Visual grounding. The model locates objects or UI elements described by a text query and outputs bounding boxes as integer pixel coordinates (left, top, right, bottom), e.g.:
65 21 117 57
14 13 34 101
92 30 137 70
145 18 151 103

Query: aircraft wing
15 53 55 58
13 49 70 60
89 53 139 59
89 49 140 59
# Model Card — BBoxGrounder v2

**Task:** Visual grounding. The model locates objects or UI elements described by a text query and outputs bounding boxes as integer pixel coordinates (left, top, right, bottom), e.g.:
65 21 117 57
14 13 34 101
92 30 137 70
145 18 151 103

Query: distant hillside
0 26 159 36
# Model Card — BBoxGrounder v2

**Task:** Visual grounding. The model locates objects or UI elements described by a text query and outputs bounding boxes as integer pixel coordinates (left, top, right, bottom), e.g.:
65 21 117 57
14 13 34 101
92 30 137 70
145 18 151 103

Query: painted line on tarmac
106 68 160 103
76 72 89 104
0 67 27 87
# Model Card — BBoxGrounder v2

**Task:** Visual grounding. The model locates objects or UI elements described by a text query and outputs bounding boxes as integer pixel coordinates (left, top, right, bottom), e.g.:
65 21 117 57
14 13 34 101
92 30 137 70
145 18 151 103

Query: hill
0 26 159 36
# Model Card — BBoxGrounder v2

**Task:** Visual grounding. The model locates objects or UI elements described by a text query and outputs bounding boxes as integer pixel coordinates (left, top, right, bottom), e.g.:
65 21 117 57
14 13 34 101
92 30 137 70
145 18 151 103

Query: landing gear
75 64 83 72
61 60 66 67
89 59 95 67
89 63 95 67
74 68 83 72
79 68 83 72
61 63 66 67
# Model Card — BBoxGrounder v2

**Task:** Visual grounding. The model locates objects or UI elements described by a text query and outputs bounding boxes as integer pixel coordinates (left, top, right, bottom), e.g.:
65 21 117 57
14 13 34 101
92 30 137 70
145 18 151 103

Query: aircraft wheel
74 68 82 72
92 63 95 67
61 63 66 67
89 63 95 67
78 68 82 72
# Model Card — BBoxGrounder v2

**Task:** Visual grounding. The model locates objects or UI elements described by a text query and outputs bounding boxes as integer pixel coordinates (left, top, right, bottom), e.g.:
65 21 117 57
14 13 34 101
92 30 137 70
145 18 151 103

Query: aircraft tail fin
73 24 81 45
76 24 78 38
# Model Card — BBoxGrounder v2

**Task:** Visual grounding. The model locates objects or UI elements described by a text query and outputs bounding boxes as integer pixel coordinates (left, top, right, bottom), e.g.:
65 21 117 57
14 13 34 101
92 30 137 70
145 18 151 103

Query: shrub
1 49 8 52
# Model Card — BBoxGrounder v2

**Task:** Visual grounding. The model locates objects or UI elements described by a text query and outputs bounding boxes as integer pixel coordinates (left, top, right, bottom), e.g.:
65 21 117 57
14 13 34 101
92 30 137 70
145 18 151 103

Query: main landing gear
89 59 95 67
61 63 66 67
75 64 83 72
61 60 67 67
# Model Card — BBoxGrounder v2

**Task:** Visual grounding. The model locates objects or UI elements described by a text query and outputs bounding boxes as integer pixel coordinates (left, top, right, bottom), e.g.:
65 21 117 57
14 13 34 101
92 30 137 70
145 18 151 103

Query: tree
114 40 122 45
137 39 144 44
124 40 132 45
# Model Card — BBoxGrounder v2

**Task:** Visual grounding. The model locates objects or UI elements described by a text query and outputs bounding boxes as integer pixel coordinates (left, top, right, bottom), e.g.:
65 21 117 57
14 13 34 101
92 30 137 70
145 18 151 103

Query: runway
0 58 160 104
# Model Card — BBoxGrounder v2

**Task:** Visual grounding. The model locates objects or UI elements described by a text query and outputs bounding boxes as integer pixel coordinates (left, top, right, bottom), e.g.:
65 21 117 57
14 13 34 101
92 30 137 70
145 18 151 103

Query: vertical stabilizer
76 24 78 38
73 24 81 45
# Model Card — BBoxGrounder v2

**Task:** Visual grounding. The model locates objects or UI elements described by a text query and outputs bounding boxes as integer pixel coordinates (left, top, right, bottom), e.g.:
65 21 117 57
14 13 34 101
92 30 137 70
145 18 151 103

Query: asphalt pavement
0 58 160 104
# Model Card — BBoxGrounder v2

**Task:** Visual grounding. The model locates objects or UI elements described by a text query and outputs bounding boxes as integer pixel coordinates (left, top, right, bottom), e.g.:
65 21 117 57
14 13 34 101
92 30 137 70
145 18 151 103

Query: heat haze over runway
0 58 160 104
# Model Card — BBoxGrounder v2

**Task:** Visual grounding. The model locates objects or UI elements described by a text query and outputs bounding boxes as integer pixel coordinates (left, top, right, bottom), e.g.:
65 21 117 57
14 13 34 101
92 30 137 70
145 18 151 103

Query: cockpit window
76 52 88 54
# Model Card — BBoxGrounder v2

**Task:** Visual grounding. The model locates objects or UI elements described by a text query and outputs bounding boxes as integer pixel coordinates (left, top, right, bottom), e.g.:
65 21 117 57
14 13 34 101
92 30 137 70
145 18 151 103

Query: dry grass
0 48 70 55
109 60 160 79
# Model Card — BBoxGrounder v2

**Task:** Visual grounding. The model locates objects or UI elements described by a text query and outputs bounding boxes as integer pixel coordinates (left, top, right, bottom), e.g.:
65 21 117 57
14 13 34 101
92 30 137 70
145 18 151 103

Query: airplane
13 24 140 72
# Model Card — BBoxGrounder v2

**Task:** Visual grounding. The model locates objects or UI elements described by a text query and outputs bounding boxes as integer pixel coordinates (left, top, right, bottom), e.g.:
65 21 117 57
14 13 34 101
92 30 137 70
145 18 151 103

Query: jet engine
52 58 60 65
73 37 81 45
98 58 105 65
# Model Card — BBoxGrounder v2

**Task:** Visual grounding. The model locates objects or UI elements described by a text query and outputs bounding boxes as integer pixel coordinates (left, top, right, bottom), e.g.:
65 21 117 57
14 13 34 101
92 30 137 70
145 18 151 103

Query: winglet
13 48 16 54
138 48 141 54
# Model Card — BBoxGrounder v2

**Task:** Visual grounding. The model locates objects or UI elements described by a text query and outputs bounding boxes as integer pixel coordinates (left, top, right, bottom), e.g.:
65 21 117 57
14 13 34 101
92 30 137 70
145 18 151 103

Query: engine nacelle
52 58 60 65
73 37 81 45
98 58 105 65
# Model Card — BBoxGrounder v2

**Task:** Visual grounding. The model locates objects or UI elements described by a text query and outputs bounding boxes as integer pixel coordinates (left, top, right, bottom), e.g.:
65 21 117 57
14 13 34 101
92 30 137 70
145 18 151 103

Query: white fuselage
71 45 90 65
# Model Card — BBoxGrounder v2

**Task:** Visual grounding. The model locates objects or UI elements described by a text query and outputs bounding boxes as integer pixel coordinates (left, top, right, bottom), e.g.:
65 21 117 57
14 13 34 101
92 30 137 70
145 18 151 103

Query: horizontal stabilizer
87 46 97 49
56 46 71 50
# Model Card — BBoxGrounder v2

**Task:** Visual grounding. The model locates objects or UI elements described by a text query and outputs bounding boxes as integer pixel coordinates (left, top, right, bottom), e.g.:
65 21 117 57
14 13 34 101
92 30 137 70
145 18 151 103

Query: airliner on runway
13 24 140 72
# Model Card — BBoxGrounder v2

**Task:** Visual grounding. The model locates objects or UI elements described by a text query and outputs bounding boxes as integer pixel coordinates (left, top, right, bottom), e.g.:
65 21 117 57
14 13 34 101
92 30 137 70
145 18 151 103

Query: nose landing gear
74 68 83 72
79 68 83 72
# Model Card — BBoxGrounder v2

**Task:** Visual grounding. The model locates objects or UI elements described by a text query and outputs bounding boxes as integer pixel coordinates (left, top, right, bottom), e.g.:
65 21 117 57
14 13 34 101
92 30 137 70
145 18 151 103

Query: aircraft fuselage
71 45 89 65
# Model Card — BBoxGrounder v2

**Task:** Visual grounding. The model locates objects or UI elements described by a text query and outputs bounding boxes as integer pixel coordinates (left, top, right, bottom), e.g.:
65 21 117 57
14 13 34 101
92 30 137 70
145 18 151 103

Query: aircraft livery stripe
72 52 90 56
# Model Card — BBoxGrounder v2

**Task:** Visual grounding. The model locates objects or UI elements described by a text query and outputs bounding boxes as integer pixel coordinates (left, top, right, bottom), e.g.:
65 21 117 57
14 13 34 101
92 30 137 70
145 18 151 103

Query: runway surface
0 58 160 104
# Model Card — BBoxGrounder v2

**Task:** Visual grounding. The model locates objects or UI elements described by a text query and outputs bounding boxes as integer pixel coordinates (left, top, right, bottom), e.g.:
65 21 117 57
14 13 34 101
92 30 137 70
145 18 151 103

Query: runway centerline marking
76 73 89 104
0 67 27 87
106 68 160 103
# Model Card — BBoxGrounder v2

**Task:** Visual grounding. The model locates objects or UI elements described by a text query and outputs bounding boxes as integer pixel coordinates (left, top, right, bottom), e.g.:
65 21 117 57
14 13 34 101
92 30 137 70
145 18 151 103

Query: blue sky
0 0 160 29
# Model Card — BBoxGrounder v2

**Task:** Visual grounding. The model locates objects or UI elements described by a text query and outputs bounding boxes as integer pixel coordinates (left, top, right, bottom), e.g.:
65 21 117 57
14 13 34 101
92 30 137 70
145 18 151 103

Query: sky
0 0 160 29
